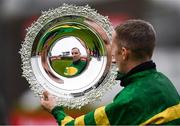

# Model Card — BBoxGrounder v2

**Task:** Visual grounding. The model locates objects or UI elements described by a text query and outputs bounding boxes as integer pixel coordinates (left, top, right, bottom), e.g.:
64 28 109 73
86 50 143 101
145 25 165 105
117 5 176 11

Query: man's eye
72 52 78 54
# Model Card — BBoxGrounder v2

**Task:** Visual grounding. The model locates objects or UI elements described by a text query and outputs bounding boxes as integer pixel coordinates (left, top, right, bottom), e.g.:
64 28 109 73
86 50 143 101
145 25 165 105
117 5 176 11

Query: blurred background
0 0 180 125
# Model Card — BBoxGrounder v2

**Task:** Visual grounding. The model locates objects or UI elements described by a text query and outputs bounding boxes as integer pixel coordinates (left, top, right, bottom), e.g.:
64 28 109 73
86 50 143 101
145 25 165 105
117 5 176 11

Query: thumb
43 91 49 100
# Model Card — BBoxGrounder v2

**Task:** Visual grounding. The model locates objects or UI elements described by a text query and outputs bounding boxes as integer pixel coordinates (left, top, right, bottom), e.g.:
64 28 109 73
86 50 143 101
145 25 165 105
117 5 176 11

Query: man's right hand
40 91 56 112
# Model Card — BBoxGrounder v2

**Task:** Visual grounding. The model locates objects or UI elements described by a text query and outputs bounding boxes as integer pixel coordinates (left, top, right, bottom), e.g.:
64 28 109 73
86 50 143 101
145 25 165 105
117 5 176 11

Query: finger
43 90 49 96
40 97 44 102
40 98 49 107
40 97 46 105
40 100 47 110
43 91 49 100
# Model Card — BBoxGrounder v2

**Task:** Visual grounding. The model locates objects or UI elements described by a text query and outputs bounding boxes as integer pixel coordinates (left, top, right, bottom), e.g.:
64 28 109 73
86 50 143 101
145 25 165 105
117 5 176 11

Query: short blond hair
115 19 156 60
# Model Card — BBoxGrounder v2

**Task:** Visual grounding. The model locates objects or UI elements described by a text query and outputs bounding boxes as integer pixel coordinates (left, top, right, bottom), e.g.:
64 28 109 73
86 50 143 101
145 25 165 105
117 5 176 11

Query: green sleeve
51 101 134 125
51 100 180 125
51 105 111 125
51 101 133 125
51 106 71 125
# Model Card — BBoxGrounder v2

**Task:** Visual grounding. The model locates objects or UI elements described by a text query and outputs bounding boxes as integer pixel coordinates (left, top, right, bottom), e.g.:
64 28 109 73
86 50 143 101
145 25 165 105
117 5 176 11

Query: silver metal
19 4 118 108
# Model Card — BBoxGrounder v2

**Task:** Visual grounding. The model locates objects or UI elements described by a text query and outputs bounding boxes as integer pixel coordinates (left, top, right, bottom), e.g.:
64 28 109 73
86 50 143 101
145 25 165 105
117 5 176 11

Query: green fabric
65 121 74 125
162 118 180 125
51 106 66 125
106 69 180 125
84 111 96 125
51 106 96 125
52 69 180 125
64 60 87 76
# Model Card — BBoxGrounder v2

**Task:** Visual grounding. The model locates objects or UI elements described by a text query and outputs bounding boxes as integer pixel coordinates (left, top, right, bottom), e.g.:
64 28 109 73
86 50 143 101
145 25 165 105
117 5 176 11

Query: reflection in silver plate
19 4 118 108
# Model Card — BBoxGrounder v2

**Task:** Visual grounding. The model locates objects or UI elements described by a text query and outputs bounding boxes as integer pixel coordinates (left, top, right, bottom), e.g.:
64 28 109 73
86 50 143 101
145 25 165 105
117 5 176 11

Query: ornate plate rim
19 3 118 108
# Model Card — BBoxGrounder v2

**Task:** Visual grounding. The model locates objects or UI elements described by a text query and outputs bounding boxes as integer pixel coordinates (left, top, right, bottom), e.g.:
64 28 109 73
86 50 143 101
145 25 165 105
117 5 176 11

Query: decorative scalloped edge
19 4 118 109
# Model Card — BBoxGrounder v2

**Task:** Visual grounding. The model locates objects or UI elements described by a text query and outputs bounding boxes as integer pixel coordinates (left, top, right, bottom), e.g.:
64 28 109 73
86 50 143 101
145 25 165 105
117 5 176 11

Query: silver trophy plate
20 4 117 108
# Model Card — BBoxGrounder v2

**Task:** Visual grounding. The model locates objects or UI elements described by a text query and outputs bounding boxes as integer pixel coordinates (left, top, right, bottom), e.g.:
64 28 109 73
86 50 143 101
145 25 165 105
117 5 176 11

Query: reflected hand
40 91 56 112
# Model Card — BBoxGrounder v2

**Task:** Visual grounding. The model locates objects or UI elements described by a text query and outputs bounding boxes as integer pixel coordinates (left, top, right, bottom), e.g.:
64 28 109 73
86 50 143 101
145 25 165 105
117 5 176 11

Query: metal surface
20 4 118 108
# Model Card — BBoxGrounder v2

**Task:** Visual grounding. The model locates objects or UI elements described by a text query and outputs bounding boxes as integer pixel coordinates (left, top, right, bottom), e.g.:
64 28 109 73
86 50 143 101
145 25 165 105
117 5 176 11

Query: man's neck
125 59 151 74
73 59 81 64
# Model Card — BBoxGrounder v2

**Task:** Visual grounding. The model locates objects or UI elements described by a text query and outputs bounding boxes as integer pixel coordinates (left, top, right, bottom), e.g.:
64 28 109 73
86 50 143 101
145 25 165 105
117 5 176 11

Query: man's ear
121 47 129 60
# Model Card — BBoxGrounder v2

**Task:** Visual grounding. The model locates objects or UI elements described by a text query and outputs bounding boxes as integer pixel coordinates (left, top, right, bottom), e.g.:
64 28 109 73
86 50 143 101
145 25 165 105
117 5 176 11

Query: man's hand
40 91 56 112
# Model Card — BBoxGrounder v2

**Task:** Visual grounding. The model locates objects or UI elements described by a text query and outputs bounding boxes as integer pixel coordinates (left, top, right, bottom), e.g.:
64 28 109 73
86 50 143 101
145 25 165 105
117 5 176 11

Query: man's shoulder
80 59 87 64
113 86 136 104
114 70 179 106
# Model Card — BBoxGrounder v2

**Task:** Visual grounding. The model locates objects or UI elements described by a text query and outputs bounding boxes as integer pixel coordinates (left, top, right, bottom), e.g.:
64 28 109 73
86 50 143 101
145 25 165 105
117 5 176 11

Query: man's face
112 32 126 73
71 48 81 62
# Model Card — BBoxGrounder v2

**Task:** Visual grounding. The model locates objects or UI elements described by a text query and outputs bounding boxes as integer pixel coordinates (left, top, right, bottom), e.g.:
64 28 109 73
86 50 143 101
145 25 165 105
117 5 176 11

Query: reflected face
48 36 88 78
72 48 81 62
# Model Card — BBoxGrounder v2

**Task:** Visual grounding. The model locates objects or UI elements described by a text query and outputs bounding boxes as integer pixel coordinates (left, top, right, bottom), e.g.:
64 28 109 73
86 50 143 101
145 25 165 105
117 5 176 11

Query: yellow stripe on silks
61 116 74 126
74 115 85 126
94 106 110 125
140 103 180 125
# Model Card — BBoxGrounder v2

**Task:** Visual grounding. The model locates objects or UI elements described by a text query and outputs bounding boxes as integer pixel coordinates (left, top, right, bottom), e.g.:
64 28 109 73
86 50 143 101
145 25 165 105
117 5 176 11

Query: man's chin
73 59 78 62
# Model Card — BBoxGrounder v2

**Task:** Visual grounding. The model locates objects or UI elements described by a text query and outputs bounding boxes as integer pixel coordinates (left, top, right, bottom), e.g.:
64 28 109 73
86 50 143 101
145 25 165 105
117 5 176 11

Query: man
41 19 180 125
64 47 87 76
